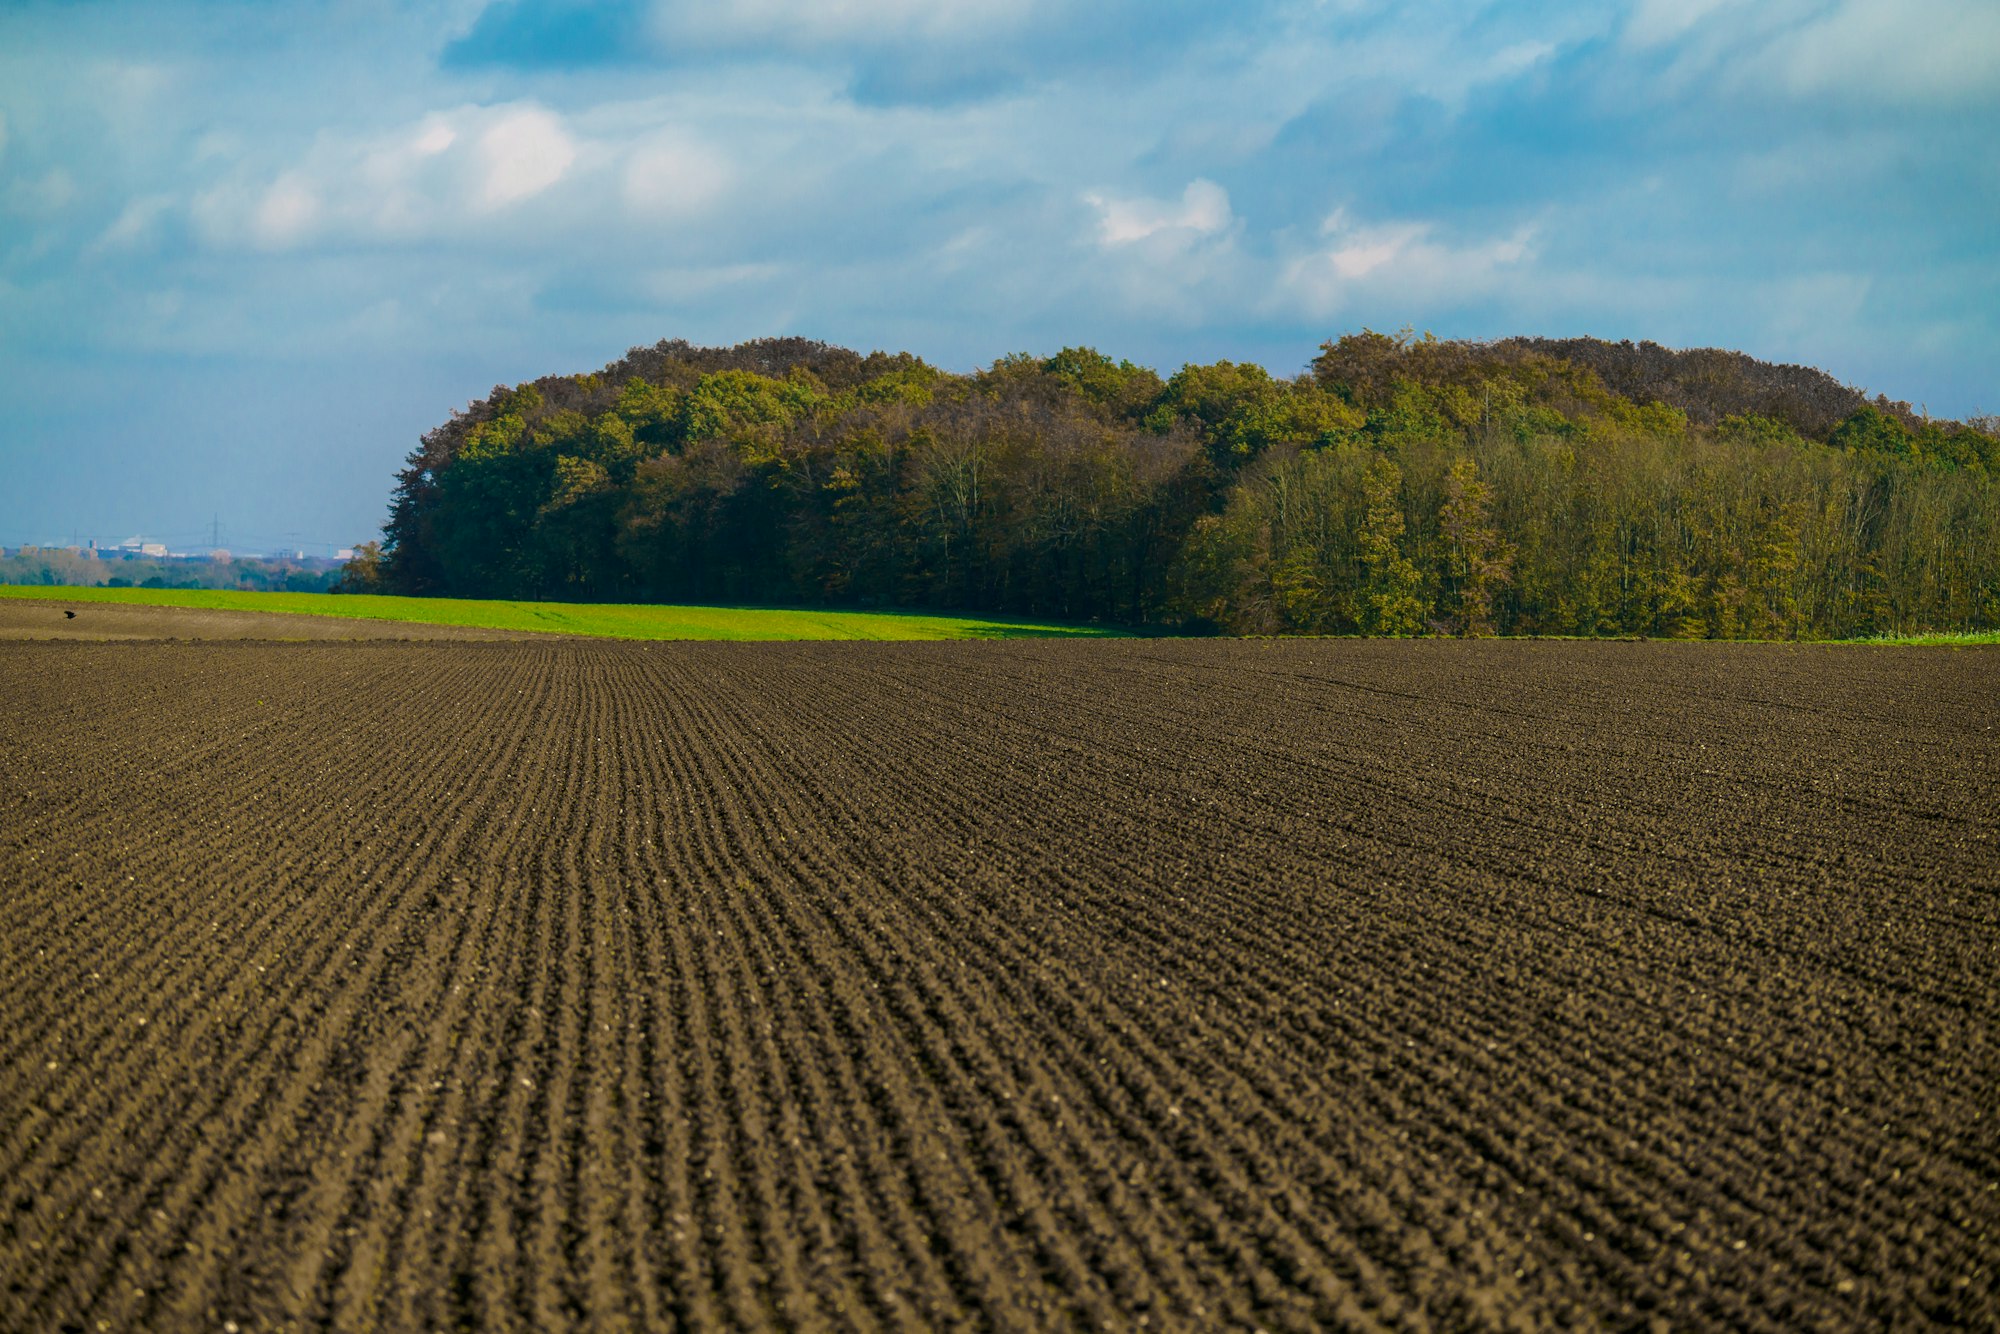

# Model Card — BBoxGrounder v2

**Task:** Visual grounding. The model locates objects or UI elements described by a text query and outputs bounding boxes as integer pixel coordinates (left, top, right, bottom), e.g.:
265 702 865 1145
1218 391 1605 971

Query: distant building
140 542 168 558
211 549 232 562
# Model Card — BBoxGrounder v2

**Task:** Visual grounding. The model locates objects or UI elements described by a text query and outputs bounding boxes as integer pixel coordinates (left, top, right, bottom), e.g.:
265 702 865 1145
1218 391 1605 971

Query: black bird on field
64 610 75 619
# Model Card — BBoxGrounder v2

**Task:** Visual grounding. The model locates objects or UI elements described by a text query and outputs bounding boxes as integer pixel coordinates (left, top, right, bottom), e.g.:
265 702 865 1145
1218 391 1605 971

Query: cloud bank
0 0 1994 542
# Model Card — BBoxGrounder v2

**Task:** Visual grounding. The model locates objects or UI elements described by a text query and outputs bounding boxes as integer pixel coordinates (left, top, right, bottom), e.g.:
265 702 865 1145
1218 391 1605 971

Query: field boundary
4 584 1989 646
0 584 1124 642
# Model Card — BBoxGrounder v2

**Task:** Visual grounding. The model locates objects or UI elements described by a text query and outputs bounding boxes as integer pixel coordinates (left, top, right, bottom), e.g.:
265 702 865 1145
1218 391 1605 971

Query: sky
1 0 1996 550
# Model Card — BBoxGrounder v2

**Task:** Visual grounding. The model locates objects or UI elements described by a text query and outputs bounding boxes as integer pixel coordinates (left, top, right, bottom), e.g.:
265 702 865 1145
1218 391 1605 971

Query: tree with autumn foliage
358 333 2000 639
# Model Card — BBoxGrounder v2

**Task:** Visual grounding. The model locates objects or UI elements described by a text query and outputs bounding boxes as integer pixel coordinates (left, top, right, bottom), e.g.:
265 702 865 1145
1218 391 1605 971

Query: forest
357 333 2000 638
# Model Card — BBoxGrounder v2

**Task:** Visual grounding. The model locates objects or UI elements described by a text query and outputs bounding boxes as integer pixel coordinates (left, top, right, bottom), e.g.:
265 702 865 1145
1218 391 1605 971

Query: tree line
352 332 2000 638
5 549 345 594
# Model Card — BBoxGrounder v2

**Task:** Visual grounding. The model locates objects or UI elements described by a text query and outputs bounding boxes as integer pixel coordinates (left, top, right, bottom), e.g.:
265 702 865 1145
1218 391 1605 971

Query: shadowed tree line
353 332 2000 638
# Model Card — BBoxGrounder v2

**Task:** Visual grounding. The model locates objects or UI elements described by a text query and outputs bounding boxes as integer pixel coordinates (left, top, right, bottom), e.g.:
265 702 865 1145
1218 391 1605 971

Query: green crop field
0 584 1125 641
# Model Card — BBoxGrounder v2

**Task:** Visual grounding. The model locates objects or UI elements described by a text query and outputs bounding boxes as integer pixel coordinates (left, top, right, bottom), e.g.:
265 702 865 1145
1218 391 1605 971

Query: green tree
373 333 2000 638
1438 456 1511 636
1829 404 1912 458
1359 456 1428 635
1040 347 1165 420
334 541 387 593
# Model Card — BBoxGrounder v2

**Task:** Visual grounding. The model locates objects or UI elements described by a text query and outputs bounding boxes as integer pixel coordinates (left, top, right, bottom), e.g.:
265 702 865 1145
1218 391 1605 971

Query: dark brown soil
1 638 1994 1331
0 598 540 641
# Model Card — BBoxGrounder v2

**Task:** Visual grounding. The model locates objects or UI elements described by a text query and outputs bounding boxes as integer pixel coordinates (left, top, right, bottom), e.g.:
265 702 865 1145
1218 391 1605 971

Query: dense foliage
365 333 2000 638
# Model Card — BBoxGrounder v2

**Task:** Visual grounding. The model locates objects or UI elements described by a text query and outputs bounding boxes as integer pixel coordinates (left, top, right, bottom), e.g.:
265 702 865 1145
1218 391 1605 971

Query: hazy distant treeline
357 332 2000 638
2 550 345 594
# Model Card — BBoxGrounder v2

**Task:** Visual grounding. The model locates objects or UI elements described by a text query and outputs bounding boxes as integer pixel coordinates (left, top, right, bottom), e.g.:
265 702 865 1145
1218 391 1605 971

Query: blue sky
2 0 1995 550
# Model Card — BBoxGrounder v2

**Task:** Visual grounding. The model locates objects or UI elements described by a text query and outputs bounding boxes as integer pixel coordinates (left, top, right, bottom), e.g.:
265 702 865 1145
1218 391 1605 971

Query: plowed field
2 638 1995 1331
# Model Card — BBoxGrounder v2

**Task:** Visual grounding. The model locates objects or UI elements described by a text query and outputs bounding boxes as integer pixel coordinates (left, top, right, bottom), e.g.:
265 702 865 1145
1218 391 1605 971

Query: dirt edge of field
0 597 549 641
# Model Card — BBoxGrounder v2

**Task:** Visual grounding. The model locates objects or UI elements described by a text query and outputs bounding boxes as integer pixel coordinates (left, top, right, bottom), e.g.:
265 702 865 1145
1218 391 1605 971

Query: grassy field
4 584 1991 644
0 584 1124 641
1856 629 2000 646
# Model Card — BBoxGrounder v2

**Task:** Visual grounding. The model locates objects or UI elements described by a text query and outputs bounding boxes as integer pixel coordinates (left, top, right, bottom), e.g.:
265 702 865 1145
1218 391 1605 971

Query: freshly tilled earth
0 638 1994 1332
0 598 542 642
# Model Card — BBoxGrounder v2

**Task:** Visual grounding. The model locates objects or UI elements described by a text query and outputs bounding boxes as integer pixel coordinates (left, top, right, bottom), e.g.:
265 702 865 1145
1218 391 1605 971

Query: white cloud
1087 179 1232 247
1776 0 2000 102
5 167 78 217
1486 40 1557 81
1282 209 1537 317
249 175 320 249
190 102 614 250
1728 128 1903 195
346 117 463 235
90 194 175 252
1622 0 2000 105
192 129 247 165
411 122 458 158
1075 180 1252 324
472 106 576 210
652 0 1041 46
1623 0 1753 50
622 129 733 218
1262 3 1608 112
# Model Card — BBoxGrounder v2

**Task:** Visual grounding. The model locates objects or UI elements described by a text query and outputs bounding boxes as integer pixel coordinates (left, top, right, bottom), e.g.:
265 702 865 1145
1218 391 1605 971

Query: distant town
2 536 357 561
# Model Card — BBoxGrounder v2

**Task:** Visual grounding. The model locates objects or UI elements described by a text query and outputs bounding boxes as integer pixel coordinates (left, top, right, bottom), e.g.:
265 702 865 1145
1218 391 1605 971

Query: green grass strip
0 584 1126 642
1851 629 2000 646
